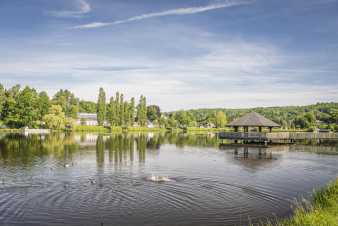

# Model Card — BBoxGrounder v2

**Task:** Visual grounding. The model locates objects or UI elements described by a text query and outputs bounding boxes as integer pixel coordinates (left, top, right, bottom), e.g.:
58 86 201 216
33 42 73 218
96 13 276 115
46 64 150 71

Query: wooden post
234 126 239 143
269 127 272 133
259 127 262 133
244 147 249 158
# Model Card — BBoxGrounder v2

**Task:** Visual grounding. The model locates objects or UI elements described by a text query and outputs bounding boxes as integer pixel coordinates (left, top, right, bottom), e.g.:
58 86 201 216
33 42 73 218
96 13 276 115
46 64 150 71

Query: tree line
177 103 338 131
96 88 148 127
0 84 153 129
0 84 337 131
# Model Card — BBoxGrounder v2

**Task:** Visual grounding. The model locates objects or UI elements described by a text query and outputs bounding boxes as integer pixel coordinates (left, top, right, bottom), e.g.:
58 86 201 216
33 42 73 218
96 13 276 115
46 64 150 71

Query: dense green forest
0 84 337 131
178 103 338 131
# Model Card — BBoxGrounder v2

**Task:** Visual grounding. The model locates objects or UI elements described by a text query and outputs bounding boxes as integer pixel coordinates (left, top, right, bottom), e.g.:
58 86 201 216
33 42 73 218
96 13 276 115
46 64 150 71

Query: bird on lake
89 178 96 185
149 175 171 182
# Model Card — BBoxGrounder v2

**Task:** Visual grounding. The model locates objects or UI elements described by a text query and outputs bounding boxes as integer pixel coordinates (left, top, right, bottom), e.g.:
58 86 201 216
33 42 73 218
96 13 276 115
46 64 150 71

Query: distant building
76 113 98 126
147 121 154 128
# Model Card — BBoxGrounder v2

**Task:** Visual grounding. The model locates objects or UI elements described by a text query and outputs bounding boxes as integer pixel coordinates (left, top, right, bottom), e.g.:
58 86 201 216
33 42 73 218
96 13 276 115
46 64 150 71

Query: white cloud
50 0 91 18
73 0 251 29
1 29 337 111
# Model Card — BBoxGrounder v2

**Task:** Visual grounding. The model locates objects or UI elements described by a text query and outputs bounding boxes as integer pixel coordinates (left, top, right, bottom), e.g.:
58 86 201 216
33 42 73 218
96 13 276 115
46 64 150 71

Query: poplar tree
129 97 135 126
38 91 50 118
120 94 124 126
107 97 115 126
123 101 129 126
215 111 227 128
97 88 106 126
137 95 147 127
115 92 120 125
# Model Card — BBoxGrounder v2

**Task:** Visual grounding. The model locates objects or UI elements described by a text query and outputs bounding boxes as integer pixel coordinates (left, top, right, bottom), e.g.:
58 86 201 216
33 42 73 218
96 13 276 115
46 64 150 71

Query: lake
0 133 337 226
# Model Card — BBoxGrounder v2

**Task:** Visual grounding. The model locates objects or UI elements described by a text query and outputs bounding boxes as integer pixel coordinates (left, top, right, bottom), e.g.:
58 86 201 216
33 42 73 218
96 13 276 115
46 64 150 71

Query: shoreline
259 178 338 226
0 127 337 134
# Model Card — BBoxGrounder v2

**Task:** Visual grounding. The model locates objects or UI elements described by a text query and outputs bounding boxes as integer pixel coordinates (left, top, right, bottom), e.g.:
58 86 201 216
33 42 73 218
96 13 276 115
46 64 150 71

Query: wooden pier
218 131 338 143
220 112 338 144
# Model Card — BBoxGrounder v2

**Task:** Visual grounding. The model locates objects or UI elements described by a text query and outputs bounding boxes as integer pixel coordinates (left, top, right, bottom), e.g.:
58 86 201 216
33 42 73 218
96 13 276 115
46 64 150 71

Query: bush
260 178 338 226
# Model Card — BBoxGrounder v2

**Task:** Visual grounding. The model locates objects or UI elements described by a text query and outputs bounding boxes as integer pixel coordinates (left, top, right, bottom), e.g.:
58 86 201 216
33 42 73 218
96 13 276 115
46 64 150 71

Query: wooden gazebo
228 112 280 133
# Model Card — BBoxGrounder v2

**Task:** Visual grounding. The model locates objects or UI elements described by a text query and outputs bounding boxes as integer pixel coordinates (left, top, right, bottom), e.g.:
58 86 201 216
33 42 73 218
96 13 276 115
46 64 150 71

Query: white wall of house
76 113 99 126
84 120 98 126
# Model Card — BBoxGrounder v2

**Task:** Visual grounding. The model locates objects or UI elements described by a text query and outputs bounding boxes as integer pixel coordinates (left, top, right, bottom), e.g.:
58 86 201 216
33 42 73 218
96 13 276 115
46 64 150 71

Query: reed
259 178 338 226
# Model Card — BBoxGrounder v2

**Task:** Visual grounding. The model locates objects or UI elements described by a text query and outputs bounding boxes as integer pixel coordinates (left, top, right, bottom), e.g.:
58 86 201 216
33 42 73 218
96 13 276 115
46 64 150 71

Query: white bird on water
149 174 171 182
89 178 96 184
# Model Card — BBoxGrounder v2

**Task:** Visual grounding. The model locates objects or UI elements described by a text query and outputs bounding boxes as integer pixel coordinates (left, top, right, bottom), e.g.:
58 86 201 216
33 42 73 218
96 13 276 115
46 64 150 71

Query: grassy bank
0 128 22 133
73 125 111 133
73 126 166 133
126 127 166 132
261 178 338 226
185 127 229 133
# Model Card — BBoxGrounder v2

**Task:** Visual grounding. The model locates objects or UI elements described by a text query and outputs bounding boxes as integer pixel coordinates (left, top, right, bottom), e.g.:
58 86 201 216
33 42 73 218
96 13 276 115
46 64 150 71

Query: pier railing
218 132 267 140
266 132 338 140
219 132 338 141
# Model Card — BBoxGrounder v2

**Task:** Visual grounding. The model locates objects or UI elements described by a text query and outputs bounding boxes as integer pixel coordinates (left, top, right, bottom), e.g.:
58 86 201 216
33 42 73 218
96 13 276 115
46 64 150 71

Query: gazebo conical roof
228 112 280 127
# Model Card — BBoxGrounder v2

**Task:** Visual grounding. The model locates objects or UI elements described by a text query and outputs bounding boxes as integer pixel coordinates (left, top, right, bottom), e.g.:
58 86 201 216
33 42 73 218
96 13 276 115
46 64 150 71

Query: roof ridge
228 111 280 127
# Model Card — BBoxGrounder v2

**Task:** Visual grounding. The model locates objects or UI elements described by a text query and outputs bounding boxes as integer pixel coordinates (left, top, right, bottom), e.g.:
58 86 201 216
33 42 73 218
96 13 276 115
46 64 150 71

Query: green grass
126 127 166 132
73 125 110 133
111 126 123 133
260 178 338 226
185 127 230 133
73 126 166 133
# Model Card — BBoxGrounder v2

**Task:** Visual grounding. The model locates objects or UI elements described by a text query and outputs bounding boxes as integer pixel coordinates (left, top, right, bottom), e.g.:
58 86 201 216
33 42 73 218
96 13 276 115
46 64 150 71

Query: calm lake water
0 133 337 226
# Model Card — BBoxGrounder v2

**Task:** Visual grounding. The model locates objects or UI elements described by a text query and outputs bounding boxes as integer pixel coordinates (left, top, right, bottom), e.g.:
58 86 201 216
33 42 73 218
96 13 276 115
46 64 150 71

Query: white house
76 113 98 126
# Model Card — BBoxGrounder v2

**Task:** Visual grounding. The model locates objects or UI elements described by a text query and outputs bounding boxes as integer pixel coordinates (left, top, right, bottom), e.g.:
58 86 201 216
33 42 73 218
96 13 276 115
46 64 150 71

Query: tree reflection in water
0 132 220 167
1 132 333 169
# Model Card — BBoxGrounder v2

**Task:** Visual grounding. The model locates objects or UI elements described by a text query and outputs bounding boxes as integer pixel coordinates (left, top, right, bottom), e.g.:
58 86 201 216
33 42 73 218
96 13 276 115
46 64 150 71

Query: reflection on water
0 132 337 226
0 133 220 168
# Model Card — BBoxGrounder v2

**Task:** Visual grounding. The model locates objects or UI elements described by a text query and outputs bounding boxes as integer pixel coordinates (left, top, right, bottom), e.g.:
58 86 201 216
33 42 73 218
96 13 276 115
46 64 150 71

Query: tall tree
38 91 50 118
107 97 115 126
123 101 129 126
215 111 227 128
52 89 79 118
0 84 5 116
119 93 124 126
129 97 135 126
2 85 21 127
137 95 147 127
147 105 161 122
16 86 40 127
97 88 106 126
115 92 120 125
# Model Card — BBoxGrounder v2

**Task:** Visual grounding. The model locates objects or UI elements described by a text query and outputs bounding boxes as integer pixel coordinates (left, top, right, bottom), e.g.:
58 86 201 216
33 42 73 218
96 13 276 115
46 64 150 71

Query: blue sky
1 0 338 110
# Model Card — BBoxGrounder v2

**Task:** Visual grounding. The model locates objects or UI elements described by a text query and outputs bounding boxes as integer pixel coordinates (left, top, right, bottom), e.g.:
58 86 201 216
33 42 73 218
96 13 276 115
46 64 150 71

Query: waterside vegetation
0 84 337 132
260 178 338 226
